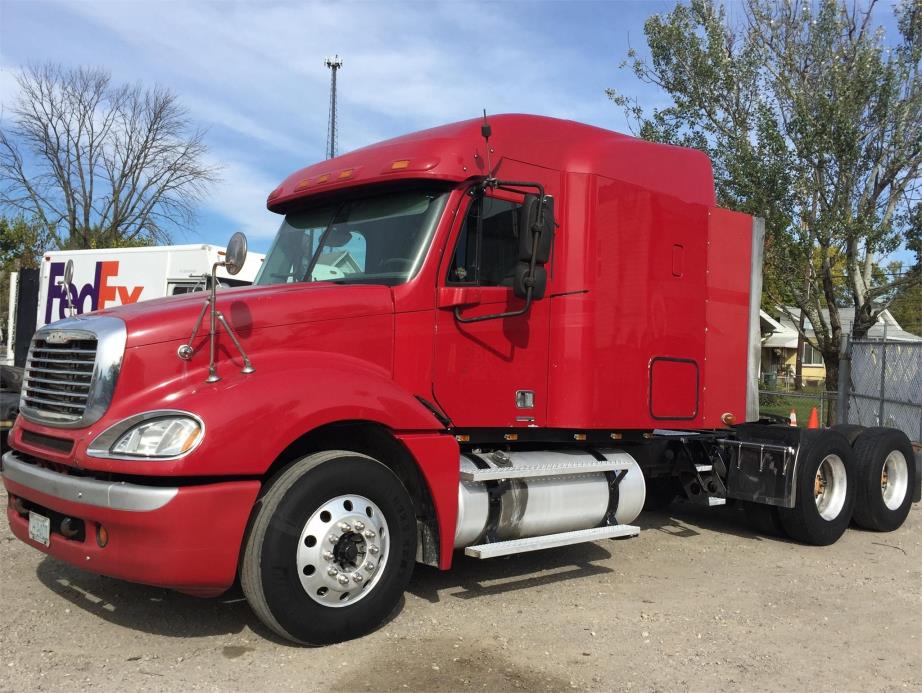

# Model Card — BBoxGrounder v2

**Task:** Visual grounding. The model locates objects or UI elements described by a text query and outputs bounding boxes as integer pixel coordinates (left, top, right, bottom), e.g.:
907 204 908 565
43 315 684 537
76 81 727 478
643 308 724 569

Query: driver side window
448 195 522 286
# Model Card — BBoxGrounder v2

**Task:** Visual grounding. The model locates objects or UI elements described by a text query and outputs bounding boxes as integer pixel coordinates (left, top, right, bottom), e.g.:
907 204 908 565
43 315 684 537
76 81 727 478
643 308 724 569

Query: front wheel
241 451 417 644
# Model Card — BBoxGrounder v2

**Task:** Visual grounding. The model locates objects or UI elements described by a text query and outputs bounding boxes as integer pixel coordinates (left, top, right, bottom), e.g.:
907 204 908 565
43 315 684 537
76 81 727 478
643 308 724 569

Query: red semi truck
3 115 918 645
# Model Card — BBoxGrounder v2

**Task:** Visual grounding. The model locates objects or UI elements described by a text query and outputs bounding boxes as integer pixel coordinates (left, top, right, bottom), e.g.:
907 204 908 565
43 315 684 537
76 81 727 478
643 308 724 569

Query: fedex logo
45 261 144 324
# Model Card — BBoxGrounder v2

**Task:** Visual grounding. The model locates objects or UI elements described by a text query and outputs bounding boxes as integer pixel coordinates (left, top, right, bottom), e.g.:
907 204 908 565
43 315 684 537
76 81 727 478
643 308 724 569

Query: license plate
28 511 51 547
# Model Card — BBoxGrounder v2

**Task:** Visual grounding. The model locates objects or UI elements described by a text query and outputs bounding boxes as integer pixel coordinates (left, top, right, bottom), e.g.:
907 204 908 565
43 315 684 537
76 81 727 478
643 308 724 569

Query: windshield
254 188 449 286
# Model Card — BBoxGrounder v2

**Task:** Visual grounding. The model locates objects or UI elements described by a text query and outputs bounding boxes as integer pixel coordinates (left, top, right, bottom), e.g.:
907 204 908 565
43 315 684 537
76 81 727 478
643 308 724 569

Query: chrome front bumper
1 451 177 512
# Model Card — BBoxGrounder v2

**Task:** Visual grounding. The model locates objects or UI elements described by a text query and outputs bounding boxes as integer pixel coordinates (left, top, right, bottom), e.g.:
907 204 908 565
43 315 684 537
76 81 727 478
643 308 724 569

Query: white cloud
201 156 282 240
4 0 646 241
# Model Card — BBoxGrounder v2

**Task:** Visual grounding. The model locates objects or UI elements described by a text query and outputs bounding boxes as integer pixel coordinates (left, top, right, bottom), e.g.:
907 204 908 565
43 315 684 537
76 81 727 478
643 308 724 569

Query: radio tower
324 55 343 159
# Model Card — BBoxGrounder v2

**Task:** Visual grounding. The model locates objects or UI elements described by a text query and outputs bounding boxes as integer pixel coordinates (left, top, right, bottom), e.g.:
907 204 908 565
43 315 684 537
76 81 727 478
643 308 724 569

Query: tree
0 64 219 249
0 215 43 340
608 0 922 405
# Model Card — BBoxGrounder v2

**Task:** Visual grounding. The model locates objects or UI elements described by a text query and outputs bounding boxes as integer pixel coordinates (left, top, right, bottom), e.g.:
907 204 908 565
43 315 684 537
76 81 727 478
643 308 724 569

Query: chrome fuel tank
454 449 646 549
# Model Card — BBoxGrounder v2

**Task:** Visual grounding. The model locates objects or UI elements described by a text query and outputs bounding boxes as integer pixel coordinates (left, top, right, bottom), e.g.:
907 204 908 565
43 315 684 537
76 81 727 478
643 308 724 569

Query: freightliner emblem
44 332 72 344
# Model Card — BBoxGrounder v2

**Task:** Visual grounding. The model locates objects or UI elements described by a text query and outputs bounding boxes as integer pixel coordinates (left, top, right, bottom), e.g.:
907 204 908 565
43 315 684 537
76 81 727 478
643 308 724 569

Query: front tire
778 431 856 546
851 428 916 532
241 451 417 645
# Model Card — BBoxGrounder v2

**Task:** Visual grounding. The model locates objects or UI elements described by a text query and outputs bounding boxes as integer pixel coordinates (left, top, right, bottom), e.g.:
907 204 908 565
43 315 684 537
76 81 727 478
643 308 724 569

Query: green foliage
0 215 43 269
609 0 922 386
0 215 44 336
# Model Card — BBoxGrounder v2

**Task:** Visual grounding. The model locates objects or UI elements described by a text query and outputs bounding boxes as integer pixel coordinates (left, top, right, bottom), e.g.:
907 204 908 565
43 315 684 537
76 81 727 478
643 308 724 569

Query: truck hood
92 283 395 348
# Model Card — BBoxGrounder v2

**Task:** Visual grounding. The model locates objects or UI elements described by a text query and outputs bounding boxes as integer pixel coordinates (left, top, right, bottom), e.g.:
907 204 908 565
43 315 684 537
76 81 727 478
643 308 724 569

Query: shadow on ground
34 558 295 643
32 500 788 641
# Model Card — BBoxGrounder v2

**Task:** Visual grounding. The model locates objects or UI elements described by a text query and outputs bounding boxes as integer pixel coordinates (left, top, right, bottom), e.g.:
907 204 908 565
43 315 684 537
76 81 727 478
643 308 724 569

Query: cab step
464 524 640 559
459 459 631 482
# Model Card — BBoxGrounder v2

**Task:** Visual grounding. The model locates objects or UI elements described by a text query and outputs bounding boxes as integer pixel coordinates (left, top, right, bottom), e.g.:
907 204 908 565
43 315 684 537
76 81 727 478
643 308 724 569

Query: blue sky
0 0 676 252
0 0 912 267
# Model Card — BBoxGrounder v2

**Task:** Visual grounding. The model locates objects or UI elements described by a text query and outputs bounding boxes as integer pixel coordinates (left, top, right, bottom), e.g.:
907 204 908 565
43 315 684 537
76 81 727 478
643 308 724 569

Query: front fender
68 346 444 477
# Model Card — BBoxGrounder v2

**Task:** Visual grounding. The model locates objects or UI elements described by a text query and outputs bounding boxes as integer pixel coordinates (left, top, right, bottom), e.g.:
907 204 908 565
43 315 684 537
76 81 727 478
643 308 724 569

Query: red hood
94 283 395 348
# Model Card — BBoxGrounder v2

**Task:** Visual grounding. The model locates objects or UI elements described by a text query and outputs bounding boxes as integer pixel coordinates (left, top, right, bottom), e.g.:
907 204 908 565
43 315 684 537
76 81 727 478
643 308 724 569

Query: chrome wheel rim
814 454 847 521
881 451 909 511
296 494 389 608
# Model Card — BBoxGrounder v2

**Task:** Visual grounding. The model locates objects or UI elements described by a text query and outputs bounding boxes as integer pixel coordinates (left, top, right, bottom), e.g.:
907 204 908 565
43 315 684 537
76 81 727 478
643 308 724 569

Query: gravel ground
1 489 919 693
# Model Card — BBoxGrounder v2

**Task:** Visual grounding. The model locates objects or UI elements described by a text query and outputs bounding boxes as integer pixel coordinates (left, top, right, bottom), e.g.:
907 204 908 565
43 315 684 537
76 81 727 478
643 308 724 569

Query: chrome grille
23 338 97 423
19 316 127 429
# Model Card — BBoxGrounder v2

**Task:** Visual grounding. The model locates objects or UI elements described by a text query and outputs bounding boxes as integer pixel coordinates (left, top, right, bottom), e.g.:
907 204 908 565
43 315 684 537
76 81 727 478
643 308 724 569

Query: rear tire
778 431 855 546
241 451 416 645
851 428 916 532
831 424 865 446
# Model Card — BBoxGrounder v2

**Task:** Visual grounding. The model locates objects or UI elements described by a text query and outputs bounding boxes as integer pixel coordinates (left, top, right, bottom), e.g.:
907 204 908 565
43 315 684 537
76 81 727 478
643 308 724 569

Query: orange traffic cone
789 408 797 427
807 407 820 429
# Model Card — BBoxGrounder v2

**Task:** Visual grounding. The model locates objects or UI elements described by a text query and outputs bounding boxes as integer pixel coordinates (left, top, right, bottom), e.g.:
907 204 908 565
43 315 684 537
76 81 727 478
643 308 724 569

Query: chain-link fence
845 339 922 444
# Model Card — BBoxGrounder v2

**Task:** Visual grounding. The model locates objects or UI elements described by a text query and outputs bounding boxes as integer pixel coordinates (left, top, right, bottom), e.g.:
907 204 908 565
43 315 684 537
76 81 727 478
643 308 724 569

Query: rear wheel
851 428 916 532
778 431 855 546
830 424 865 446
241 451 416 644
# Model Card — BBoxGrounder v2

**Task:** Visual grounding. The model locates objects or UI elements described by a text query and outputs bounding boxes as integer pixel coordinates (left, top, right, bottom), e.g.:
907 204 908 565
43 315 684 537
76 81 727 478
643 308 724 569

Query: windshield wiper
301 202 348 282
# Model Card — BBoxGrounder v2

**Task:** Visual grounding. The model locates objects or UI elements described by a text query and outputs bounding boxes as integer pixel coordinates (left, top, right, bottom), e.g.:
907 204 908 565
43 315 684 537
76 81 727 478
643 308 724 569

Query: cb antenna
481 109 496 182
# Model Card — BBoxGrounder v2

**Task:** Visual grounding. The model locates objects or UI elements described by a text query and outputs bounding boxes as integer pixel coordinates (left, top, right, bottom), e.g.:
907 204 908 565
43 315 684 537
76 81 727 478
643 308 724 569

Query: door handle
438 287 481 309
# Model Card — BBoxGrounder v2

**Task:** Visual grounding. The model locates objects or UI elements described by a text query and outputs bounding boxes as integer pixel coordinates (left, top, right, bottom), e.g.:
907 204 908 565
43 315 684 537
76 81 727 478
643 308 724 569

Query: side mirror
518 195 554 263
512 264 547 299
63 259 75 286
513 195 555 299
224 232 248 276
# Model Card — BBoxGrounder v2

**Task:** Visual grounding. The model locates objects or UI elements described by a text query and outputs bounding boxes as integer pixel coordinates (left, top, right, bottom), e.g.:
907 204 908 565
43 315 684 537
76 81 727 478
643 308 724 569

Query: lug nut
322 550 334 561
353 521 365 531
327 567 339 577
352 573 364 583
364 530 376 539
338 522 351 532
368 545 379 555
337 574 350 585
364 561 375 571
328 534 339 544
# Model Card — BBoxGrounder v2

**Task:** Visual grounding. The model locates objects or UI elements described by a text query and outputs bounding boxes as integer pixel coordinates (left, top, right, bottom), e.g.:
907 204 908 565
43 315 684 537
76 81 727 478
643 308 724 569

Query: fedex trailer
36 244 265 329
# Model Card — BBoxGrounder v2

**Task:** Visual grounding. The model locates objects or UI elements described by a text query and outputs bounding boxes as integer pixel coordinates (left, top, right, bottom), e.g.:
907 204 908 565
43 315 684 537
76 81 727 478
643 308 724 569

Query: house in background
760 306 922 388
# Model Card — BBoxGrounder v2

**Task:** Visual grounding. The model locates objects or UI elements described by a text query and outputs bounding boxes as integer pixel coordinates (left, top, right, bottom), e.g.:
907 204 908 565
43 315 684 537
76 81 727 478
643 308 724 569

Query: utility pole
324 55 343 160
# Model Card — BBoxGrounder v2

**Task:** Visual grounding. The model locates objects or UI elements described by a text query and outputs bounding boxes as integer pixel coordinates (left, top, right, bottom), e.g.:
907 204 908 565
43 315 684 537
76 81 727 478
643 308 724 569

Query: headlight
88 411 204 459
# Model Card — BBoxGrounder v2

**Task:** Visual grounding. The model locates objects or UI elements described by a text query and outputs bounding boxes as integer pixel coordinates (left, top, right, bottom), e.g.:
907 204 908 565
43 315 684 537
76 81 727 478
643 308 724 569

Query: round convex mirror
224 232 248 276
63 259 75 286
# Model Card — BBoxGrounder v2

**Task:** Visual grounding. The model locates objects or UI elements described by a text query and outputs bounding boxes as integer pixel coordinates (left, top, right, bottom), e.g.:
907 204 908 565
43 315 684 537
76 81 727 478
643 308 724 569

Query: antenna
324 55 343 159
481 109 495 180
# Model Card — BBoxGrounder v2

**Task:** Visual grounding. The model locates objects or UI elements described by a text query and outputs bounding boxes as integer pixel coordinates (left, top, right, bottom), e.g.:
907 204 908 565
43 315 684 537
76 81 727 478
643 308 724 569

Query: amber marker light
338 168 354 179
295 178 311 190
316 173 331 184
455 434 470 442
721 412 737 426
180 427 201 453
96 524 109 548
390 159 411 170
504 433 519 441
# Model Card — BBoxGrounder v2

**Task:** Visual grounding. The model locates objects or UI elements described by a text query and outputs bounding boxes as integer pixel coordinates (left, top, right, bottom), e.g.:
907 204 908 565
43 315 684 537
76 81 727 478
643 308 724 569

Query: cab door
432 163 558 428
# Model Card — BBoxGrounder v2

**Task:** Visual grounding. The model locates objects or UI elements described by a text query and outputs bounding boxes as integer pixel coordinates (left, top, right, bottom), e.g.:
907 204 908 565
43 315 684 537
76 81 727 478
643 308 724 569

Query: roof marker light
390 159 411 170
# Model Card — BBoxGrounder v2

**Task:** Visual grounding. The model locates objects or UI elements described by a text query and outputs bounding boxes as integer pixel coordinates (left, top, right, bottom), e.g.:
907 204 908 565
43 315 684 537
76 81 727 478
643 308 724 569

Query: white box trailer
36 244 264 329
